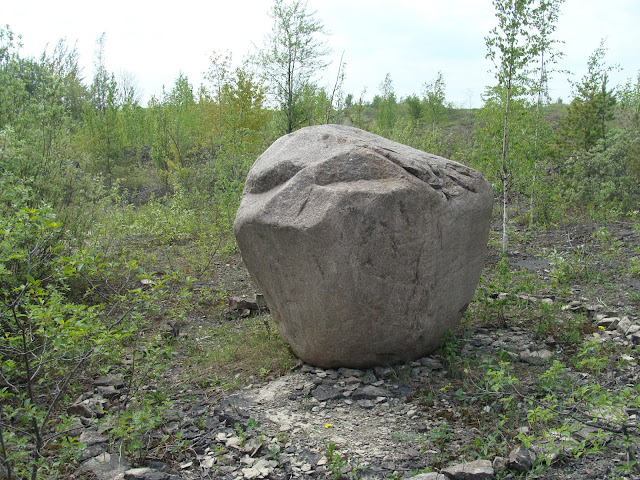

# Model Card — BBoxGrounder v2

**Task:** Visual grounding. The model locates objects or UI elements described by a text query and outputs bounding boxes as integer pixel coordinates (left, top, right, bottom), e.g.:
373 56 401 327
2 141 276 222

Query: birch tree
485 0 537 253
529 0 565 225
255 0 330 134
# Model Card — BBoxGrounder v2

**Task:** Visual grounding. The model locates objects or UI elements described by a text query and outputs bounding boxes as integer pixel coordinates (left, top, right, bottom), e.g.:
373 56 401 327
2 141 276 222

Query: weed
391 431 417 444
573 339 609 374
107 399 170 460
437 330 459 366
462 431 505 458
482 359 520 395
325 442 348 479
629 256 640 278
554 313 592 346
429 424 454 453
410 388 436 408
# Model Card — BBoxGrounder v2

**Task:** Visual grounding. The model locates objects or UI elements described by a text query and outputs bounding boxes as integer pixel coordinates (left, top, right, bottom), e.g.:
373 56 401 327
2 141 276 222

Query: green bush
559 129 640 216
0 173 183 479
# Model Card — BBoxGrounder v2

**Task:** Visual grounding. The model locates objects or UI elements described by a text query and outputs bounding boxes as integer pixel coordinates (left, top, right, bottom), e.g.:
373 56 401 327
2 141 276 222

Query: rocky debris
491 456 508 475
508 446 536 473
310 383 343 402
93 374 126 388
68 393 108 418
591 314 640 347
227 294 268 318
66 295 639 480
441 459 494 479
413 473 448 480
76 452 131 480
484 294 640 350
124 467 181 480
240 458 278 479
234 124 493 368
519 348 554 365
78 429 109 462
616 316 632 335
72 352 460 480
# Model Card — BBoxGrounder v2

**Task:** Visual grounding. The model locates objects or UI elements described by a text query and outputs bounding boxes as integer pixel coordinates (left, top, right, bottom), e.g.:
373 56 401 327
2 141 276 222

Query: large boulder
234 125 492 368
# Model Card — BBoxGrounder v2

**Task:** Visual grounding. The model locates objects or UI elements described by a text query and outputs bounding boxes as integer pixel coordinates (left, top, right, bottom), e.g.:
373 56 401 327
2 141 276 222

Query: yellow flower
325 423 333 428
598 325 605 330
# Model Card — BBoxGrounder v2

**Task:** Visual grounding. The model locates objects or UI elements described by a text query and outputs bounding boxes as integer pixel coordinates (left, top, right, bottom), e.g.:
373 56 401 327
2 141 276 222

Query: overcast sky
4 0 639 108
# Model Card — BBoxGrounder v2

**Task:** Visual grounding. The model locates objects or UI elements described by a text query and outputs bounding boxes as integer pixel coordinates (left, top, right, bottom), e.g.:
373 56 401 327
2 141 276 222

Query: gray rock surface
441 459 494 479
124 467 171 480
508 446 536 473
413 473 448 480
76 452 131 480
234 124 493 367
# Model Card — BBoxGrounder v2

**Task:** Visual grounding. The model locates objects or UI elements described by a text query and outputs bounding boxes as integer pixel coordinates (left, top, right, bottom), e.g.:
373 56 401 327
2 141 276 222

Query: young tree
0 26 27 130
84 33 121 187
202 52 268 157
37 39 86 162
563 39 618 152
374 73 397 137
485 0 537 253
324 51 346 125
346 87 370 130
202 50 233 154
150 73 197 174
89 34 112 115
0 28 89 209
529 0 565 225
255 0 330 134
422 71 447 134
474 92 538 215
619 71 640 183
620 70 640 130
405 94 423 125
200 54 269 228
117 70 141 107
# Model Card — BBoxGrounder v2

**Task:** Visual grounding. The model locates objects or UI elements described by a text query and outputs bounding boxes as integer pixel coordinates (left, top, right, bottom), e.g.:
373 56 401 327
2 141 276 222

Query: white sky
4 0 639 108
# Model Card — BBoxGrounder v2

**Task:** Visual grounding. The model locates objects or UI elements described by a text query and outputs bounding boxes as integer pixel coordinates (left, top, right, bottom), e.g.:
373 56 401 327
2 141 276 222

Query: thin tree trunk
531 47 545 228
0 411 14 480
501 80 511 254
326 51 345 124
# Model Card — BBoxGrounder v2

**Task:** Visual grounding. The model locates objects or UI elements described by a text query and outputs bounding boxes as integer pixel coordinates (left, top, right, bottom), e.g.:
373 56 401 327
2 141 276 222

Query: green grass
180 316 297 389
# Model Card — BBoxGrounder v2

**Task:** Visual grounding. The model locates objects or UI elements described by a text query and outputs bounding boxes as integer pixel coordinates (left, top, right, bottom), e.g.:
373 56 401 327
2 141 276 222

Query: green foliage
181 316 297 389
0 180 104 478
463 431 506 459
629 256 640 278
373 73 398 137
104 338 188 463
619 70 640 131
547 246 594 286
484 0 565 250
437 330 459 366
558 129 640 215
0 172 193 478
422 71 448 133
428 424 454 452
455 344 640 475
473 94 539 193
325 442 348 479
254 0 330 134
561 39 618 153
107 399 170 460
